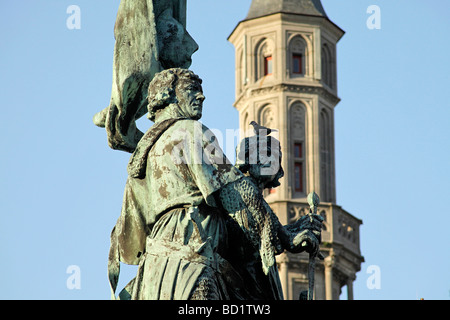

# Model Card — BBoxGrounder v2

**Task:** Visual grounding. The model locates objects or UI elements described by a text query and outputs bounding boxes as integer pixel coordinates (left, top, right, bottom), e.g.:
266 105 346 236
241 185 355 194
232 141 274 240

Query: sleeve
185 121 243 207
218 177 283 275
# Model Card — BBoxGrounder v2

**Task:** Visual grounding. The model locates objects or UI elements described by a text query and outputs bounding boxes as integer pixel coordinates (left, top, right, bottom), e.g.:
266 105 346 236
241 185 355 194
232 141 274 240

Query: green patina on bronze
93 0 197 153
99 2 323 301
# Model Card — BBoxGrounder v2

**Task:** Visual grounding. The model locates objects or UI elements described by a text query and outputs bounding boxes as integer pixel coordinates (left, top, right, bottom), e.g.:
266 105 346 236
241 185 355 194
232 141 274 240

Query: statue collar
127 117 186 179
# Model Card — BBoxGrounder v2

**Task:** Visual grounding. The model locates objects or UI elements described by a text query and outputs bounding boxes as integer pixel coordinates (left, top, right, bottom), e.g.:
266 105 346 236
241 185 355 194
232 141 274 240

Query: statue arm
216 178 286 274
217 178 322 257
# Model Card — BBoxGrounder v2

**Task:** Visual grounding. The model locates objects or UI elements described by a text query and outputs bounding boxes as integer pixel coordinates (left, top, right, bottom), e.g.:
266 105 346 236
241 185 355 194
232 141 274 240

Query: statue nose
185 30 199 54
197 93 205 101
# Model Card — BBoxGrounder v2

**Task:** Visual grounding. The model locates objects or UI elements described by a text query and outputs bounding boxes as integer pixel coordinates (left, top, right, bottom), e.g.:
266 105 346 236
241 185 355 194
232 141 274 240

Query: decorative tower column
228 0 364 300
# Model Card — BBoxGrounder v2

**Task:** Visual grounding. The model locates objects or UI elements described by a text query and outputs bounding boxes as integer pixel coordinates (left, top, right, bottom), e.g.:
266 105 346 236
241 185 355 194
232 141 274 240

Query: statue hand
291 229 320 255
296 214 323 234
284 214 323 254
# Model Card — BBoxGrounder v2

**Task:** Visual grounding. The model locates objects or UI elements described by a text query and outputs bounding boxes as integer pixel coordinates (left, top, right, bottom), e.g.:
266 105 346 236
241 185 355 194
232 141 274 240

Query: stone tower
228 0 364 300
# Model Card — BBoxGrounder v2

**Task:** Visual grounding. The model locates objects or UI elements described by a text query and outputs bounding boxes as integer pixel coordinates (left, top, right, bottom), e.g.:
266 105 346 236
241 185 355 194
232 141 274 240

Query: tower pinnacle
229 0 364 300
246 0 328 20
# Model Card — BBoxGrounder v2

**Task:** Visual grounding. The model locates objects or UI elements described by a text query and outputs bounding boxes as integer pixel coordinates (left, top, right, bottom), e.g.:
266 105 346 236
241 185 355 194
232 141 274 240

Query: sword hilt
302 192 324 259
307 191 320 215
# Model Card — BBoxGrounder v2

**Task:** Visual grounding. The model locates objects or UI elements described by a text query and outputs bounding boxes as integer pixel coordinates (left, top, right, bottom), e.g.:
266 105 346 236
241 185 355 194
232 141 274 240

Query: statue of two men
108 68 323 300
96 0 323 300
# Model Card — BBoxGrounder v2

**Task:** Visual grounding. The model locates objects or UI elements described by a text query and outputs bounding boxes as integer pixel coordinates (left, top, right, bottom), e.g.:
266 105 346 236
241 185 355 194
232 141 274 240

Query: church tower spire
246 0 328 20
229 0 364 300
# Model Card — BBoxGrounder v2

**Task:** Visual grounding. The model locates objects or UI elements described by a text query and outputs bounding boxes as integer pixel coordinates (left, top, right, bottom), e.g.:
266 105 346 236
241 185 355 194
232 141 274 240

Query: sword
304 192 322 300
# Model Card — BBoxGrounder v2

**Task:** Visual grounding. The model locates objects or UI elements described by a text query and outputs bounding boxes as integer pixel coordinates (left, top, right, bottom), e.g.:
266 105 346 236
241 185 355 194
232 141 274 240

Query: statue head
147 68 204 122
236 135 284 189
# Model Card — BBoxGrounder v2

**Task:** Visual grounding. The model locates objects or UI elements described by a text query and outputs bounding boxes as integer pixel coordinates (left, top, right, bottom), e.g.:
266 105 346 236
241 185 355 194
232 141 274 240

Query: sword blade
308 254 316 300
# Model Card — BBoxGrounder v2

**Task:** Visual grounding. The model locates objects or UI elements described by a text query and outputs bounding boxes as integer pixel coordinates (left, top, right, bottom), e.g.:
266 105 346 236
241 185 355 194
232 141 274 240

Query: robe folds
108 118 243 299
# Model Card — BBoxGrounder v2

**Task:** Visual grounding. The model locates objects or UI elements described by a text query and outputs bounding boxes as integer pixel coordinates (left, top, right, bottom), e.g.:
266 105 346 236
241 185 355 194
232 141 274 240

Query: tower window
294 162 303 192
256 39 274 80
264 56 273 76
292 54 303 74
290 103 306 197
294 142 302 158
293 142 304 193
321 44 333 88
320 109 332 202
289 35 307 77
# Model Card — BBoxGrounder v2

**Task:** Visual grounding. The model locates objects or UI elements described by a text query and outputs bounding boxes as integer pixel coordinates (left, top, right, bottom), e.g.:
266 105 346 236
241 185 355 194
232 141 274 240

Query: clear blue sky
0 0 449 300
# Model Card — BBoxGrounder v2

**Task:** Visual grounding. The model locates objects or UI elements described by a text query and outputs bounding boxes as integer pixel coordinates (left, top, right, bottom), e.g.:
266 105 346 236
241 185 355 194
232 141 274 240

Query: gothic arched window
255 39 274 80
321 43 333 88
290 102 307 195
259 104 276 130
320 108 332 202
242 112 249 137
289 35 307 77
238 49 245 93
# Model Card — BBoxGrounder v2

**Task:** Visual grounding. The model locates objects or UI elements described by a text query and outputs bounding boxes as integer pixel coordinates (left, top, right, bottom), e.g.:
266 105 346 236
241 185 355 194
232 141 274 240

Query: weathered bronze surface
93 0 197 153
100 2 323 300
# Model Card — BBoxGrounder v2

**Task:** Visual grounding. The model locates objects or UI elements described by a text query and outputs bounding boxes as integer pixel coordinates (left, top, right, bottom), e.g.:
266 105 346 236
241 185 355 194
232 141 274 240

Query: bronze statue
93 0 197 153
99 1 323 301
107 69 322 300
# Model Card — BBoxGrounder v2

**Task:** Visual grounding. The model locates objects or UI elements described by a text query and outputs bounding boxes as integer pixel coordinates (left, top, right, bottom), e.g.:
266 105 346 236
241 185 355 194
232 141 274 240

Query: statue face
237 136 283 188
176 79 205 120
248 160 280 188
157 12 199 69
